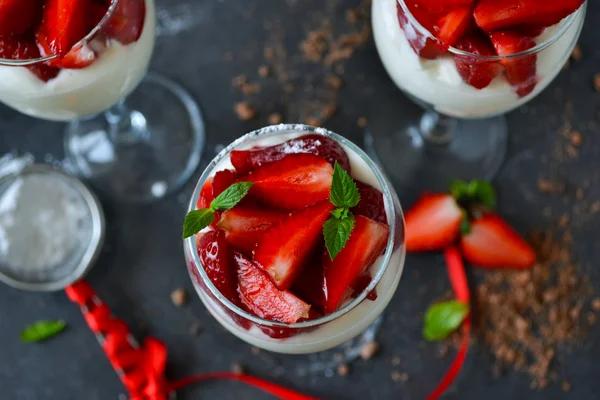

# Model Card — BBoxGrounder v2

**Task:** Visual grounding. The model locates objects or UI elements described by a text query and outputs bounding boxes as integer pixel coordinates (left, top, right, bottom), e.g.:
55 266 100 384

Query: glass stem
106 100 147 143
419 111 457 145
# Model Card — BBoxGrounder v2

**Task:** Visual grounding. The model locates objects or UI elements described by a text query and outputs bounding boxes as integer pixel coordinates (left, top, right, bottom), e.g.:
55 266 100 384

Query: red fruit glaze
352 181 387 224
217 206 286 255
0 0 40 36
436 7 474 47
257 309 322 339
245 153 333 211
323 216 389 314
230 134 351 175
234 252 311 324
0 35 60 82
254 201 334 290
397 2 446 59
489 31 537 97
212 169 238 199
460 213 536 269
196 177 214 209
404 193 463 252
195 230 238 303
103 0 146 45
352 275 378 302
36 0 89 57
454 33 502 89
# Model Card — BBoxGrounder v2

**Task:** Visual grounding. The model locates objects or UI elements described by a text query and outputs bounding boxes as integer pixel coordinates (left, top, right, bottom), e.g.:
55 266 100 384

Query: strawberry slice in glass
36 0 89 57
0 0 40 36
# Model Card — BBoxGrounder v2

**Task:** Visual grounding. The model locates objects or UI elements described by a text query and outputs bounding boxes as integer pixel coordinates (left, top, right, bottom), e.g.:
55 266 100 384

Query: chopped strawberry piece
436 7 474 47
212 169 238 198
245 154 334 211
103 0 146 45
351 181 387 224
234 252 311 324
291 253 326 312
460 213 536 269
489 31 537 97
196 230 238 302
397 2 446 59
254 201 334 290
405 193 463 252
413 0 474 12
257 309 322 339
454 33 502 89
196 177 214 209
230 134 350 175
0 35 60 82
37 0 89 57
474 0 584 32
323 216 389 314
217 206 286 255
88 1 110 31
0 0 41 36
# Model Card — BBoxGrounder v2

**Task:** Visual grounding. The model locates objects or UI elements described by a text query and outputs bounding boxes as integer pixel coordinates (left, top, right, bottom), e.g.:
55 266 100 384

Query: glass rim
397 0 586 61
0 0 119 66
185 123 406 329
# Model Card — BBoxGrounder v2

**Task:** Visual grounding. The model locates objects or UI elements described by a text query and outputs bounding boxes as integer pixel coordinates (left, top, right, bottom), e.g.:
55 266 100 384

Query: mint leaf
423 301 469 342
459 215 471 235
467 180 496 209
324 213 355 260
450 180 469 200
329 162 360 208
331 207 349 220
182 209 215 239
210 182 253 210
21 320 66 343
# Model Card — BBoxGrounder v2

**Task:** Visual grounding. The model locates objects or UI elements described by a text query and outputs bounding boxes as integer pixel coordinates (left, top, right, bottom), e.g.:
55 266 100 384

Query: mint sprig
450 180 496 209
423 300 470 342
182 181 253 239
324 163 360 260
21 320 66 343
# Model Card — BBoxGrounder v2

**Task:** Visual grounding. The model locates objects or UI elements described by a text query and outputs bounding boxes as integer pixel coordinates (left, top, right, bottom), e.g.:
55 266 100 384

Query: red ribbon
426 247 472 400
65 280 319 400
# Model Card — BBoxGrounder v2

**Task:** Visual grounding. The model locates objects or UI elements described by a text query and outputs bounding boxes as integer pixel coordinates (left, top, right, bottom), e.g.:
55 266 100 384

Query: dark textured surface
1 1 600 399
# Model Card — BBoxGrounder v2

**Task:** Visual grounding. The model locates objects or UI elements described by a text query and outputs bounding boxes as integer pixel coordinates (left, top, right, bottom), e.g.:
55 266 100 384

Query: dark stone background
0 0 599 399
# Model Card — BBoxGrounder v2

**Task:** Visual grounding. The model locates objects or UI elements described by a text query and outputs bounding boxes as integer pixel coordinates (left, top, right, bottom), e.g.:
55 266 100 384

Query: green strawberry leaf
467 180 496 209
210 182 254 211
324 213 355 260
21 320 66 343
329 162 360 208
182 209 215 239
423 301 469 342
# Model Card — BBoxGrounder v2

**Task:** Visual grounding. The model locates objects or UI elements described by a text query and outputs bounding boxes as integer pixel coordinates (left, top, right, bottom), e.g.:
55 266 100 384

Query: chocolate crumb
587 312 596 325
569 131 583 146
258 65 270 77
346 9 358 22
325 75 343 89
263 47 275 61
234 102 257 121
357 117 368 128
594 73 600 92
391 356 401 366
592 298 600 311
571 45 582 61
537 179 566 194
576 188 585 200
231 362 244 374
232 74 247 89
268 113 283 125
562 380 571 392
359 341 380 360
171 288 188 307
336 363 350 377
391 371 409 383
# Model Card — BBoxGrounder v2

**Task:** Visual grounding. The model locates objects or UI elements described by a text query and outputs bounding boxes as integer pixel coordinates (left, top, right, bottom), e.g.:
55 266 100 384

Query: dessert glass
368 0 587 192
0 0 204 202
184 124 405 367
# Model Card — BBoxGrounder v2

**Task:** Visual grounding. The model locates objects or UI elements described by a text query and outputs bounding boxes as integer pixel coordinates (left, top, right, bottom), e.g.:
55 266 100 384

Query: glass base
365 98 507 200
65 72 205 203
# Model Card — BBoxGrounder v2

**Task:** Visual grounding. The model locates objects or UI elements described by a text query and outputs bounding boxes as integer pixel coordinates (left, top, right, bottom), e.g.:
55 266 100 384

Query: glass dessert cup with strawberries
369 0 586 192
0 0 204 202
184 124 405 370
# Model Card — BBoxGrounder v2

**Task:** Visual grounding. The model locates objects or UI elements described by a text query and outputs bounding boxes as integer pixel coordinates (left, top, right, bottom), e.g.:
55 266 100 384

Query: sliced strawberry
436 7 473 47
257 309 322 339
234 251 311 324
405 193 463 252
253 201 334 290
217 206 286 255
291 252 326 312
37 0 89 57
103 0 146 45
0 0 41 36
230 134 350 175
489 31 537 97
196 177 214 209
397 2 446 59
245 154 333 211
460 213 536 269
196 230 238 302
351 181 386 224
0 35 60 82
323 216 389 314
212 169 238 198
454 33 502 89
88 1 109 31
474 0 584 32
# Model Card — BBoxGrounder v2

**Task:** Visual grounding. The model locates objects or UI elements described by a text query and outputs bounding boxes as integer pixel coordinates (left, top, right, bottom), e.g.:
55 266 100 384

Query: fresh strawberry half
351 181 387 224
196 177 214 209
234 251 311 324
245 153 334 211
37 0 89 57
323 216 389 314
454 33 502 89
405 193 464 252
212 169 238 199
231 134 351 175
103 0 146 45
0 0 41 36
489 31 537 97
436 7 474 47
460 213 536 269
195 230 239 303
474 0 584 32
253 201 334 290
217 206 286 255
0 35 60 82
397 2 446 59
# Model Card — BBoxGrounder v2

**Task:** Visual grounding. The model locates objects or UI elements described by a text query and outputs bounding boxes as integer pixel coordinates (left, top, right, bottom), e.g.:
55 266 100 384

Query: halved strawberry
0 35 60 82
196 230 238 303
323 216 389 314
103 0 146 45
474 0 584 32
217 206 286 255
405 193 463 252
397 2 446 59
230 134 351 175
234 251 311 324
212 169 238 198
351 181 386 224
489 31 537 97
245 154 333 211
253 201 334 290
436 7 474 47
36 0 89 57
454 33 502 89
196 177 214 209
0 0 41 36
460 213 536 269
